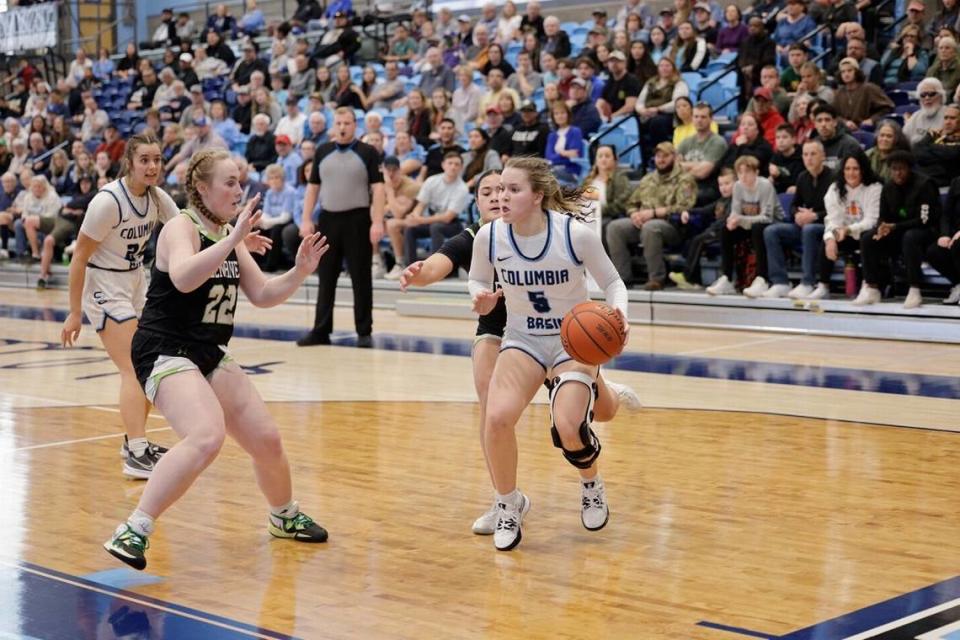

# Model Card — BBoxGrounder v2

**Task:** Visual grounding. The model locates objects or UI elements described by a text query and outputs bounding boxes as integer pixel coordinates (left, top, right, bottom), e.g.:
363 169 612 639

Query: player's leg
105 368 227 570
550 359 609 532
470 336 501 535
483 347 544 550
208 361 327 542
594 373 642 422
98 317 157 478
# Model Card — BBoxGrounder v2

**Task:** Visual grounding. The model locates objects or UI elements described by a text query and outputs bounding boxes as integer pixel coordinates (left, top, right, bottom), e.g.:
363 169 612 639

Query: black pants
720 223 769 280
926 239 960 284
639 113 673 168
312 208 373 337
817 236 860 284
683 220 723 284
861 227 934 288
254 224 290 272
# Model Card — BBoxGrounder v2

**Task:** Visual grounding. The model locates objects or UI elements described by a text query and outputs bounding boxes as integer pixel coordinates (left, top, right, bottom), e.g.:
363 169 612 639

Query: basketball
560 301 627 366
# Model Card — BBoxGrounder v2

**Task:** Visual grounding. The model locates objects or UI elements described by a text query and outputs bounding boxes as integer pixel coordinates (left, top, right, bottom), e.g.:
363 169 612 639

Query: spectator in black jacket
232 86 253 134
292 0 323 26
204 3 238 40
233 42 269 87
510 100 549 157
769 123 805 193
858 150 941 308
246 113 278 172
738 16 776 106
205 30 236 67
541 16 571 59
915 103 960 187
313 12 361 65
669 168 737 288
926 173 960 304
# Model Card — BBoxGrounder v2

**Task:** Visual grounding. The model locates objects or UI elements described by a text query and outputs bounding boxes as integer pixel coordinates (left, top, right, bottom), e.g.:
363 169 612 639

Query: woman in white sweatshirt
817 149 882 299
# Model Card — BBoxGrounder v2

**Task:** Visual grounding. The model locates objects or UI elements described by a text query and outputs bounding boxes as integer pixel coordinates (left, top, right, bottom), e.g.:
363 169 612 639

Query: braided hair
184 149 232 224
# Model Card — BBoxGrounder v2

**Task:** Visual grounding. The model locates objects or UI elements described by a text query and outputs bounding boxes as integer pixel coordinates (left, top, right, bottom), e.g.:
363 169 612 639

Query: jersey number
124 243 143 269
528 291 551 313
202 284 237 325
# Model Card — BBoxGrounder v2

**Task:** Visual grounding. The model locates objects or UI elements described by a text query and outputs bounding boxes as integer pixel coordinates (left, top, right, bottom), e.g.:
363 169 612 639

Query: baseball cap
694 1 711 10
655 141 676 155
570 77 588 88
485 104 502 115
275 134 292 145
333 10 348 18
753 86 773 100
236 85 250 94
190 84 202 93
660 8 675 15
383 155 401 168
607 50 627 62
592 9 608 16
839 56 860 70
519 99 537 111
179 52 193 63
194 116 208 127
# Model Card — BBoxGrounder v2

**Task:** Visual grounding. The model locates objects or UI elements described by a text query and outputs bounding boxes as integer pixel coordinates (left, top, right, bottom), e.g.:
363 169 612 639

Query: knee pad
549 372 601 469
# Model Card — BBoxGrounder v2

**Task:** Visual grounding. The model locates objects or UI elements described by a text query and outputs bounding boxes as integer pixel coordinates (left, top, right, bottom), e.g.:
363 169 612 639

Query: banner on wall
0 3 58 51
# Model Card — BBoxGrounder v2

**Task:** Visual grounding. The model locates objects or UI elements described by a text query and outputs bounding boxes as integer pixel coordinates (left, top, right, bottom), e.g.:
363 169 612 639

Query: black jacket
245 132 277 171
915 133 960 188
878 172 941 231
792 167 837 222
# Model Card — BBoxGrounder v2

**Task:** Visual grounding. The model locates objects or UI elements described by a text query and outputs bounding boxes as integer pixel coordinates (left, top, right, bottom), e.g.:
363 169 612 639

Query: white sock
270 499 299 519
127 437 148 458
581 474 600 487
495 490 521 507
128 509 155 537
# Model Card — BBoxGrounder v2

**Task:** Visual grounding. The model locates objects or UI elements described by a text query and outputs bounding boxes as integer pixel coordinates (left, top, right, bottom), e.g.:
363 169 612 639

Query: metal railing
587 112 642 166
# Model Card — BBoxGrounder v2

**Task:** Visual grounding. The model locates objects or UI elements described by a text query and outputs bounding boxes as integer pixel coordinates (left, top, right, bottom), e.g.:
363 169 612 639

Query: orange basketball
560 301 627 366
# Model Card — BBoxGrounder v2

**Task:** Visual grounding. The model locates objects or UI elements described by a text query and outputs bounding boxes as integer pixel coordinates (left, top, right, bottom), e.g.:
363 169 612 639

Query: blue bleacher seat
886 91 911 106
852 130 875 149
895 103 920 116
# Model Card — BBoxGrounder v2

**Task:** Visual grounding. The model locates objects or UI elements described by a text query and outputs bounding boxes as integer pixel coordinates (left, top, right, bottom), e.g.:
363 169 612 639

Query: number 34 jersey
138 209 240 347
487 211 588 336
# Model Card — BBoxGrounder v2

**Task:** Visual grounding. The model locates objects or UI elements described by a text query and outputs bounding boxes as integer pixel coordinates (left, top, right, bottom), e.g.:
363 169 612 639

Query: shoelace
582 488 605 510
119 528 149 552
288 512 316 531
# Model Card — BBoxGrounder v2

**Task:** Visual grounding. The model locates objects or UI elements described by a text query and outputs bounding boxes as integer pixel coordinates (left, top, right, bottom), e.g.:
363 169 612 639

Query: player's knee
254 424 284 459
192 423 226 462
484 407 516 435
549 372 600 469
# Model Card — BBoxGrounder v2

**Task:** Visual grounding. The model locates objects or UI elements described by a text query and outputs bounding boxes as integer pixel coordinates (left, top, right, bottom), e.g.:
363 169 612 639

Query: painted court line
0 560 295 640
918 619 960 639
841 598 960 639
8 426 172 452
696 620 778 638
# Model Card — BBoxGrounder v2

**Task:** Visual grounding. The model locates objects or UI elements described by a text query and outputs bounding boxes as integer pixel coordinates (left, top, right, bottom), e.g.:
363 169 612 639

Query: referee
297 107 385 348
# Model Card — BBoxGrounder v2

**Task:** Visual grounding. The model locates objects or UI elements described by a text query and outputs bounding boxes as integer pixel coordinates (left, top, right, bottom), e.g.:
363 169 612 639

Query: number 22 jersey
137 209 240 347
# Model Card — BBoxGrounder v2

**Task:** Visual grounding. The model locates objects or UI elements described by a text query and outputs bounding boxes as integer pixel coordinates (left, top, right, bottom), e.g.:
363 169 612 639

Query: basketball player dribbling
400 169 640 538
104 149 330 570
467 158 629 551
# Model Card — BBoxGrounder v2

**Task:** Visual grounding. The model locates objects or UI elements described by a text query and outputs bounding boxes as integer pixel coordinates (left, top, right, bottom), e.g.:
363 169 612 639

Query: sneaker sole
122 466 152 480
103 543 146 571
267 523 329 543
582 507 610 532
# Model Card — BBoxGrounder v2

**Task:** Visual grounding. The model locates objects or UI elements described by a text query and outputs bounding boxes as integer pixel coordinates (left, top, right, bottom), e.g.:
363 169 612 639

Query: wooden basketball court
1 287 959 640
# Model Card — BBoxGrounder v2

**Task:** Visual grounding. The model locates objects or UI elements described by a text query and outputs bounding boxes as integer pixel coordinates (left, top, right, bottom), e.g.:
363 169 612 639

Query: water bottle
844 259 858 298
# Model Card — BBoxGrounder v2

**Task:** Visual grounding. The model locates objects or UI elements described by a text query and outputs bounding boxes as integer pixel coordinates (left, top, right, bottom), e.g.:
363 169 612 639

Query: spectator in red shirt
95 125 127 165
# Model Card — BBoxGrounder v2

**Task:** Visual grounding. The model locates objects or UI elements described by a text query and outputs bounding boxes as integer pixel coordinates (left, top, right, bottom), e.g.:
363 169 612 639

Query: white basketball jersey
489 211 588 336
82 179 178 272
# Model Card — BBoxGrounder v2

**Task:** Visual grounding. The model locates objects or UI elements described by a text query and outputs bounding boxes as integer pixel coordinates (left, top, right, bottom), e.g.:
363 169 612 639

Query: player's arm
236 231 328 307
400 253 455 290
571 220 629 326
467 224 501 314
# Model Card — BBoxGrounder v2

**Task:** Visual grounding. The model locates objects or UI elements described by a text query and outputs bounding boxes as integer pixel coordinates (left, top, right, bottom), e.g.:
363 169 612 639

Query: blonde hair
185 149 233 223
504 157 592 220
264 163 285 180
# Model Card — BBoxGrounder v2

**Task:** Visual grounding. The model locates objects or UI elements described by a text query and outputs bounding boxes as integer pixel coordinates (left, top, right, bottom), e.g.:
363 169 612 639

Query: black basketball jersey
138 210 240 347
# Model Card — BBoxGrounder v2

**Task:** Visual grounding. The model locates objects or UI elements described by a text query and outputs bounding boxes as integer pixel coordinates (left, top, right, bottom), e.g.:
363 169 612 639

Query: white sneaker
605 380 642 411
64 240 77 256
383 264 403 280
853 285 881 306
581 477 609 531
943 284 960 305
806 283 830 300
472 500 498 535
706 275 736 296
788 283 814 299
493 493 530 551
903 287 923 309
0 248 8 260
763 283 791 298
742 276 770 298
371 261 386 279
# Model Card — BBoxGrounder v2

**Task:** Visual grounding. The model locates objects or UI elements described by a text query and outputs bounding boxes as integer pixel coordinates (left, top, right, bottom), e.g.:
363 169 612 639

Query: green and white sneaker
268 510 328 543
104 523 149 571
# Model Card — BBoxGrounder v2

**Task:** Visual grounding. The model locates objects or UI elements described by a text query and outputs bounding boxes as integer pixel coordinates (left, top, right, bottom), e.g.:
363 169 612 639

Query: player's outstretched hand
399 260 424 292
233 193 262 239
61 311 82 347
243 231 272 255
296 233 329 276
472 288 503 315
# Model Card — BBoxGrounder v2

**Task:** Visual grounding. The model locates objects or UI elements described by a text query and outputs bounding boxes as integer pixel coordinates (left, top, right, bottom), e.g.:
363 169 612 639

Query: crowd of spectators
1 0 960 308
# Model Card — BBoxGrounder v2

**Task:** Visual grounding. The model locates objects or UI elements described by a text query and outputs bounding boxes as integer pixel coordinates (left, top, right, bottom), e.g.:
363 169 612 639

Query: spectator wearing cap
541 17 572 58
565 78 602 137
176 52 200 89
323 0 352 21
617 0 654 31
598 50 643 121
691 2 717 44
239 0 265 36
833 57 895 131
204 3 238 40
773 0 815 56
455 14 475 51
232 85 254 134
233 41 269 88
716 5 748 52
511 100 550 157
246 113 277 172
165 116 228 171
482 105 515 160
506 50 543 99
313 11 361 66
607 141 698 288
880 24 930 86
746 87 785 146
669 21 709 72
904 77 946 144
275 96 307 146
581 28 610 70
927 36 960 97
657 8 678 41
899 0 934 50
915 103 960 187
274 134 304 185
738 16 776 103
854 150 940 308
180 84 210 129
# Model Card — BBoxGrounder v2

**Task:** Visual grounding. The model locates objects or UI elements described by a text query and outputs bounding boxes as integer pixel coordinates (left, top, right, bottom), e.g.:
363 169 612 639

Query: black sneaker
268 509 328 543
36 277 47 290
296 331 331 347
123 449 156 479
356 335 373 349
104 523 149 570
